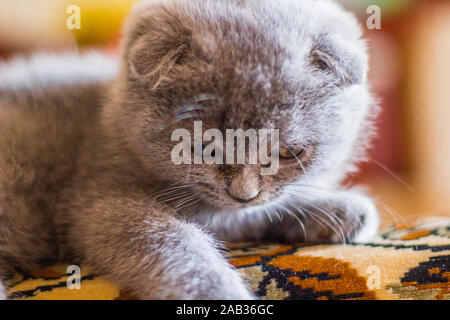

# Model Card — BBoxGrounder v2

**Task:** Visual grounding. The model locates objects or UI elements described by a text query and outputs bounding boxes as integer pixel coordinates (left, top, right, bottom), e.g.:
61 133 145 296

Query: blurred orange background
0 0 449 227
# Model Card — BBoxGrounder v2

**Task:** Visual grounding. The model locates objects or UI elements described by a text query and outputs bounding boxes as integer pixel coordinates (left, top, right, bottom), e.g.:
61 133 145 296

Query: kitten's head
110 0 375 209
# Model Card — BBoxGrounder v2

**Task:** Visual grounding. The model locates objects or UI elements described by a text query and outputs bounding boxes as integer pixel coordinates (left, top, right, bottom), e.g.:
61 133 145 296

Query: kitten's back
0 52 117 203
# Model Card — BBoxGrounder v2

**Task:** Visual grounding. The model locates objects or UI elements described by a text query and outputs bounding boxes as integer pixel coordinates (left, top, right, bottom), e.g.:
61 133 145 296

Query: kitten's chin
198 195 258 210
200 193 278 211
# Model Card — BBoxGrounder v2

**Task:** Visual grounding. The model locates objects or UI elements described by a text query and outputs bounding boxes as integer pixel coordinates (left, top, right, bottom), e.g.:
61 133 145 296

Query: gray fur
0 0 378 299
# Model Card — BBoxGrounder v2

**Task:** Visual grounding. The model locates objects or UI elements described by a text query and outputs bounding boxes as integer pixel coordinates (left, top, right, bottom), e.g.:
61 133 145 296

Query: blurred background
0 0 449 227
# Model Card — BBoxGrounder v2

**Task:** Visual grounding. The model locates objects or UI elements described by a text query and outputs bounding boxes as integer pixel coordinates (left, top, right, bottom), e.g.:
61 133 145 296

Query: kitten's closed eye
279 147 304 160
311 48 365 87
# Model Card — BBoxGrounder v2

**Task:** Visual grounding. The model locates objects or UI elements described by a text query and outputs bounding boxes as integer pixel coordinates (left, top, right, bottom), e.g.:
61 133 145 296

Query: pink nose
227 168 260 202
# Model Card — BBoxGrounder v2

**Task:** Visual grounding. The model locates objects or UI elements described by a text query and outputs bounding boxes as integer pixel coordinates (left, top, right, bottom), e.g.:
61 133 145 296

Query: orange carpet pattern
6 217 449 300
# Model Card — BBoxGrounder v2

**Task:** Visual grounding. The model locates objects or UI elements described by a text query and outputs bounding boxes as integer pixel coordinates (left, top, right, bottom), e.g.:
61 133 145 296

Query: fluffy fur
0 0 379 299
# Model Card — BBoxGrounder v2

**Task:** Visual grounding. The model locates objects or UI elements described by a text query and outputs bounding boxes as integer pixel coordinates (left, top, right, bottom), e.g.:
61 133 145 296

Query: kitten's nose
227 168 260 203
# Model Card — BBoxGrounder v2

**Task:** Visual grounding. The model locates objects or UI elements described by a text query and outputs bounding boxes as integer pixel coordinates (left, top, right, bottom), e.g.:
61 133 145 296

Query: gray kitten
0 0 379 299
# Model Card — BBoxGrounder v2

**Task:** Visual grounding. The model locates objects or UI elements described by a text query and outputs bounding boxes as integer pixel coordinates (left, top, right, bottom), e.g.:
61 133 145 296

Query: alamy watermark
367 5 381 30
66 5 81 30
65 4 382 31
171 121 280 175
366 265 381 290
66 265 81 290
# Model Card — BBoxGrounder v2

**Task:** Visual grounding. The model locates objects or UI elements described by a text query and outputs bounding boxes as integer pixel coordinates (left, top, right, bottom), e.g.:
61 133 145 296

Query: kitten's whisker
303 206 346 244
289 212 306 240
373 198 408 227
264 208 274 224
281 138 309 176
286 183 332 194
369 158 415 192
156 188 191 198
154 184 195 199
294 156 308 175
290 188 345 227
298 205 324 229
158 184 194 193
156 191 192 202
174 198 200 212
172 194 197 209
311 205 345 243
162 182 195 190
274 209 283 223
278 203 306 239
157 189 199 212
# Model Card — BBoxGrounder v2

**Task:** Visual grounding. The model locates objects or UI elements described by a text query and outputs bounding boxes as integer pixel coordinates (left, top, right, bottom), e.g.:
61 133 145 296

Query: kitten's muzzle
226 167 261 203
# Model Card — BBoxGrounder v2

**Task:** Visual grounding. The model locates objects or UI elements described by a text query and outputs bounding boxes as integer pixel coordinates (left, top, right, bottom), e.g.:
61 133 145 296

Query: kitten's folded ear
128 35 189 89
311 42 367 87
123 7 192 89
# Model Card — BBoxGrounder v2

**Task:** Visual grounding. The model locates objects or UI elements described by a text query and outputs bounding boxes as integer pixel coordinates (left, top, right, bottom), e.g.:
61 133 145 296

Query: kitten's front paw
305 191 379 243
346 194 379 242
264 191 379 244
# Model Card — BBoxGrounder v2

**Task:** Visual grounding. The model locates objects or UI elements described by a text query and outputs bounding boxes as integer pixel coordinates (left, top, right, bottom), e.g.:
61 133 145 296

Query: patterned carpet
6 217 450 300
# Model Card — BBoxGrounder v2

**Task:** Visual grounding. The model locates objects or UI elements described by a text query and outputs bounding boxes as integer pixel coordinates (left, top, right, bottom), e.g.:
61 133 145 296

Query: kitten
0 0 379 299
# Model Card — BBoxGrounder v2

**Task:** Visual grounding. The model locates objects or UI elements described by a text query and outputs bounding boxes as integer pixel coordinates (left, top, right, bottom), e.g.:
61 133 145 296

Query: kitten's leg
205 188 379 244
67 193 254 299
